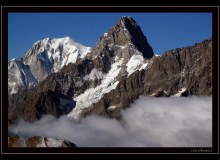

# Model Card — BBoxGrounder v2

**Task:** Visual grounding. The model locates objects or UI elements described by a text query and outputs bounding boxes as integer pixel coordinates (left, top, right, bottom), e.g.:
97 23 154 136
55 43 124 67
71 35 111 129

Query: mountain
8 135 77 147
8 37 92 95
80 37 212 122
8 16 212 125
8 16 155 124
67 16 155 120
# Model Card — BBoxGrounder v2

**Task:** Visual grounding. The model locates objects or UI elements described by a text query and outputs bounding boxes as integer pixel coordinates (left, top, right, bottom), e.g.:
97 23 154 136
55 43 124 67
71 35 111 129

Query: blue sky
8 12 212 61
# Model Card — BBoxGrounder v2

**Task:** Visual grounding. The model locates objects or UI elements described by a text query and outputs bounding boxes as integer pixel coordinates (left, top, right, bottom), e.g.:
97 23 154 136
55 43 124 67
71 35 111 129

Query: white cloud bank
8 96 212 147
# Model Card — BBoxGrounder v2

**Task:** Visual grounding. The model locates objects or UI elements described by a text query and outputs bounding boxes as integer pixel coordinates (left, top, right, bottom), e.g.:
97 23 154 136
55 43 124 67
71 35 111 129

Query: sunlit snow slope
8 37 92 95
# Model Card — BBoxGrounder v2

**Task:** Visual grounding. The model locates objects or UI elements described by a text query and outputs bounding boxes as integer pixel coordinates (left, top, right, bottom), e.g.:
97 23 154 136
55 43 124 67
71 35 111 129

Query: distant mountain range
8 16 212 128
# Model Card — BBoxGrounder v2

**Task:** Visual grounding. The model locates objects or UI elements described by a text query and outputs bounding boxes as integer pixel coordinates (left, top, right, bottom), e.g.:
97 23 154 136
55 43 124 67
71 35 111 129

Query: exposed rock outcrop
8 135 77 147
80 37 212 121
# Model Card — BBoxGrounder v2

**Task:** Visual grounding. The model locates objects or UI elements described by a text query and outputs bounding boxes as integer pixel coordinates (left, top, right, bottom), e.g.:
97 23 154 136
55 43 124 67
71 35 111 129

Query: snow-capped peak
23 36 92 67
154 53 160 57
9 36 93 95
10 58 16 62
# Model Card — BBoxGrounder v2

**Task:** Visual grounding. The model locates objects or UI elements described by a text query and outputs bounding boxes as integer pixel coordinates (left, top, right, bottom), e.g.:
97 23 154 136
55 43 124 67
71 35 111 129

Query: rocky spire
83 16 155 84
86 16 154 61
112 16 154 59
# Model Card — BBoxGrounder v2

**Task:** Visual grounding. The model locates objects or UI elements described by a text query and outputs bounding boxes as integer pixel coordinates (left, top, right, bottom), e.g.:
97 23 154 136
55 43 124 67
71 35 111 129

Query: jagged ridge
80 37 212 122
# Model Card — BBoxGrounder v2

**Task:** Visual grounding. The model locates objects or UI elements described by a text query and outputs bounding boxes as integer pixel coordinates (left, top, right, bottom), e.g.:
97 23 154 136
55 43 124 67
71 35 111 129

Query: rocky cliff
8 135 77 147
80 37 212 122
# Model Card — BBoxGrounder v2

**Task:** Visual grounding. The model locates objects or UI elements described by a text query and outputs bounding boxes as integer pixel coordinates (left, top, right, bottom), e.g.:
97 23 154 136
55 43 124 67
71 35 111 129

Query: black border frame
1 6 219 154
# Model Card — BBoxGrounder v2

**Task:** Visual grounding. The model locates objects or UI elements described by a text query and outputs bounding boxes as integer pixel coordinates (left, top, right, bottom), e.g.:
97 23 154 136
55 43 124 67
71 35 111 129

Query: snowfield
67 58 124 121
126 55 144 77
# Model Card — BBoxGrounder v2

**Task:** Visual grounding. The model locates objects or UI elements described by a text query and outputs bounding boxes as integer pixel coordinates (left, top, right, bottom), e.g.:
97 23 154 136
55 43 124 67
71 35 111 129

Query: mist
8 96 212 147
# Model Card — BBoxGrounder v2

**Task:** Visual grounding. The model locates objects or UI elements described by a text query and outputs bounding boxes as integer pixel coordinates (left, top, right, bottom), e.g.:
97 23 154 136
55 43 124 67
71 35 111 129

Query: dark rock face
84 16 154 84
8 75 64 123
143 38 212 96
8 62 99 124
86 16 154 68
81 37 212 121
8 135 77 147
118 17 154 59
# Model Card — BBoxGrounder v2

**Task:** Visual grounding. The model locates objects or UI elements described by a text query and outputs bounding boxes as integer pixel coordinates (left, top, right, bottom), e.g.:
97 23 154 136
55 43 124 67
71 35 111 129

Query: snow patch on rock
126 55 149 77
171 87 187 97
67 58 124 121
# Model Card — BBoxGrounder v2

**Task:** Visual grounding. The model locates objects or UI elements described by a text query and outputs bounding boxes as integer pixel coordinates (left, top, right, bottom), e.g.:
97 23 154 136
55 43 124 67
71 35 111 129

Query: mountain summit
8 37 92 95
20 36 92 80
86 16 154 61
115 16 154 59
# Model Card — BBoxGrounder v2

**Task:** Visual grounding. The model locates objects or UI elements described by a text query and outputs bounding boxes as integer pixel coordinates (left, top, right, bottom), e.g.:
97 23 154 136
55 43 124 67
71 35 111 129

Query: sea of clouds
8 95 212 147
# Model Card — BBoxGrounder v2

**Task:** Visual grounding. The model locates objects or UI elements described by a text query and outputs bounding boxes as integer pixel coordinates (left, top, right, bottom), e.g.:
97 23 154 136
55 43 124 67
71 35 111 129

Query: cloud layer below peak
8 96 212 147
